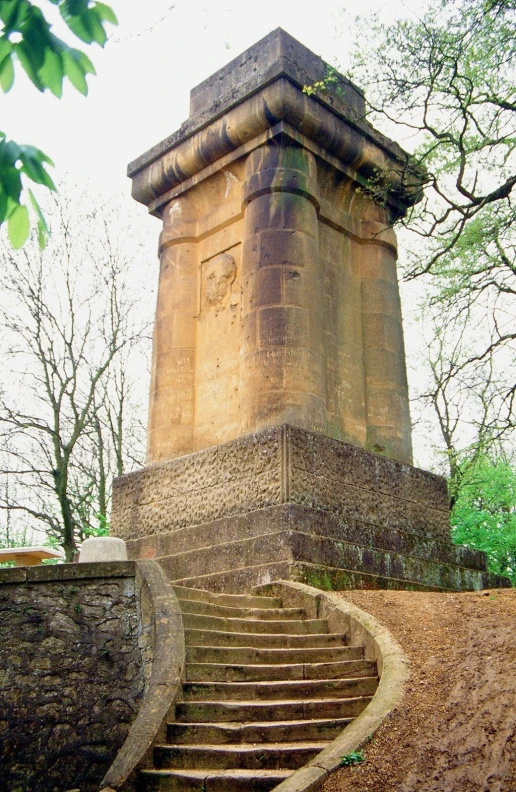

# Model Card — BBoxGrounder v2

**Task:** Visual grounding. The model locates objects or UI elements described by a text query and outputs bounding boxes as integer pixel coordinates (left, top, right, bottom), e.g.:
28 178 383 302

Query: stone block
258 306 312 348
79 537 128 563
245 193 319 237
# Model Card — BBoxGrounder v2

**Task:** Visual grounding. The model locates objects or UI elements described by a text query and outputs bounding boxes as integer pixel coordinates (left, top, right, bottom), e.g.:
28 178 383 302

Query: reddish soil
322 589 516 792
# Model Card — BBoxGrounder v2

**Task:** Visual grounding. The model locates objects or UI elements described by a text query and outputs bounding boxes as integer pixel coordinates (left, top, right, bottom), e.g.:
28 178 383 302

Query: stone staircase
138 585 379 791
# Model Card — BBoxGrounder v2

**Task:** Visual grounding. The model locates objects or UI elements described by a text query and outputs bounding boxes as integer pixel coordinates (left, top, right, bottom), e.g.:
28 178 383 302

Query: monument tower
112 29 509 592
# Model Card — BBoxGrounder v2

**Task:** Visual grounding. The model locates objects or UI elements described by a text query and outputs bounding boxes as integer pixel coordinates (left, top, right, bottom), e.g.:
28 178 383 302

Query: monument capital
128 28 420 221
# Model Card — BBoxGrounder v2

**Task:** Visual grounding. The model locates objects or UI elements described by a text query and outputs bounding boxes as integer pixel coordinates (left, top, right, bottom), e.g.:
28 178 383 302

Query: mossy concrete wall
0 562 150 792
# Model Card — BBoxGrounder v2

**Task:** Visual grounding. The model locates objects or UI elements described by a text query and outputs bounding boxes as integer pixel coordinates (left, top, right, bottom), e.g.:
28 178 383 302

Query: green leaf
0 38 13 66
14 41 45 91
85 11 107 46
8 203 30 248
19 148 56 191
62 48 88 94
95 2 117 25
0 0 18 27
37 46 64 98
19 12 49 71
0 191 9 224
60 3 94 44
0 53 14 92
0 139 22 167
64 0 89 14
28 189 49 249
19 144 54 168
64 15 94 44
60 2 113 46
0 0 29 31
341 751 365 767
4 192 20 219
74 48 95 76
0 166 22 204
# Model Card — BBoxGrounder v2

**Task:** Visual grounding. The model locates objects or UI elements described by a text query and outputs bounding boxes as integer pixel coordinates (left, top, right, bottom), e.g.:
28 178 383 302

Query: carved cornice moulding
129 62 420 218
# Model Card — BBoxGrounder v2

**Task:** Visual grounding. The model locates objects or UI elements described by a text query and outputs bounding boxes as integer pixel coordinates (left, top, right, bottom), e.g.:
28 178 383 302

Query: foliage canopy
452 456 516 584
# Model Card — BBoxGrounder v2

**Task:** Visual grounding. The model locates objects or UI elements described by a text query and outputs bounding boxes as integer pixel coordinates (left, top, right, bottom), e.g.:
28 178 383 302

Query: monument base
111 425 510 593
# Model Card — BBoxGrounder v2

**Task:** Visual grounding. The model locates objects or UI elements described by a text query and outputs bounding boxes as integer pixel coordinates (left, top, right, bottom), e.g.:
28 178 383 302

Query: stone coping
254 580 409 792
100 560 185 792
129 80 418 215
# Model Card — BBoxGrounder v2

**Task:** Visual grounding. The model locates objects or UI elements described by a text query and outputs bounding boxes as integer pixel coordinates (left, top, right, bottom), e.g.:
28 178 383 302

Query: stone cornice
130 78 420 217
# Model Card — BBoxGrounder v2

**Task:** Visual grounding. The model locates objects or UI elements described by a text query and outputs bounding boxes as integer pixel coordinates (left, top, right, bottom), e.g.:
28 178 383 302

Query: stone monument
111 29 509 592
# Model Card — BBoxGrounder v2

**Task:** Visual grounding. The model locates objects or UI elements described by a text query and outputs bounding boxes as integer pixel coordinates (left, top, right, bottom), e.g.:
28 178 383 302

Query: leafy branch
0 0 117 248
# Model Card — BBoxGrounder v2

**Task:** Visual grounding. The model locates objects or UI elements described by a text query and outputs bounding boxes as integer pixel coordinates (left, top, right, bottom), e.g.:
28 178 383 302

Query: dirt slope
322 589 516 792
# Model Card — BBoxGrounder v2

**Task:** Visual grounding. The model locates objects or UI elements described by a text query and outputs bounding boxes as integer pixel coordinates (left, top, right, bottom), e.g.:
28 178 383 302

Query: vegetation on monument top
0 0 117 248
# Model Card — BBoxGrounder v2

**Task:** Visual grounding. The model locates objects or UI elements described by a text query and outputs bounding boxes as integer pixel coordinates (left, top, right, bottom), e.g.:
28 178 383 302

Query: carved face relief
204 253 236 307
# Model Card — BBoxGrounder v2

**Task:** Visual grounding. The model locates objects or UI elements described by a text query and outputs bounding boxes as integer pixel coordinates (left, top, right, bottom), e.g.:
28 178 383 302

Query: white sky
4 0 426 203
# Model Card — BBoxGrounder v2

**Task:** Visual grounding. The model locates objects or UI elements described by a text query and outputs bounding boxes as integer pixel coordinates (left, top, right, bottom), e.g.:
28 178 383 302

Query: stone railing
100 560 184 792
255 580 409 792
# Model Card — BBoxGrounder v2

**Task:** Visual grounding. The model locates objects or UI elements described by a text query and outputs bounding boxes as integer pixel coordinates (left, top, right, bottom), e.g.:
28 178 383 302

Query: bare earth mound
322 589 516 792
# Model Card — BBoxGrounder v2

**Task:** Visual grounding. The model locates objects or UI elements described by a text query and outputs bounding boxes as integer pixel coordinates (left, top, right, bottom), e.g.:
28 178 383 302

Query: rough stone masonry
112 29 510 592
0 563 148 792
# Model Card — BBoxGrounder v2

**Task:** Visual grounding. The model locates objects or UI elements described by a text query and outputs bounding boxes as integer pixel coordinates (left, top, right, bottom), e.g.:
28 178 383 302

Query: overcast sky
5 0 426 208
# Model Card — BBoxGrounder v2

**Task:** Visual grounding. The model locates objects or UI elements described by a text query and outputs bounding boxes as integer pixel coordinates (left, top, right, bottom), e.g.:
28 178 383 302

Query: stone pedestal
114 29 510 592
112 425 507 592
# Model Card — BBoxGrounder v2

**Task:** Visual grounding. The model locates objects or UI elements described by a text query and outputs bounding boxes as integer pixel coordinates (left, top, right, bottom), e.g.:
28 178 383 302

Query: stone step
176 695 373 723
185 658 376 682
171 561 292 594
172 584 281 609
186 645 362 665
183 676 378 702
153 741 328 770
182 612 328 635
166 717 355 745
166 525 496 593
178 598 307 621
185 629 347 649
139 767 292 792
